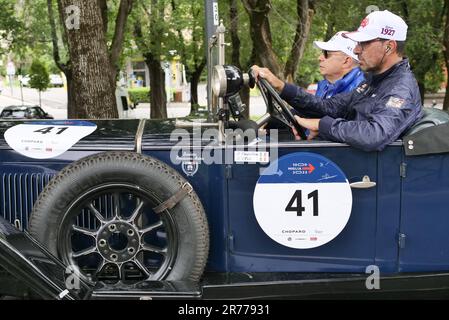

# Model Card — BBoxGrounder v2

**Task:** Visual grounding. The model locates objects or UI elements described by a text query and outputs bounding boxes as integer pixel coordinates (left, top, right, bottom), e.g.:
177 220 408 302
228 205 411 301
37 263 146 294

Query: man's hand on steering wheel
251 65 285 93
293 116 320 141
251 65 309 140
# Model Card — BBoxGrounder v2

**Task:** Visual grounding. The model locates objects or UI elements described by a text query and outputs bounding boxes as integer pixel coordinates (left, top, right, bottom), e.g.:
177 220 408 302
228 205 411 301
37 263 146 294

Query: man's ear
343 56 353 66
386 40 396 53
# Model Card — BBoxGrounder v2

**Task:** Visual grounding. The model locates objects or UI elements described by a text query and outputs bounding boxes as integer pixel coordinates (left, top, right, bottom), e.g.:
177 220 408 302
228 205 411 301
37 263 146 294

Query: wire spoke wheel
59 184 178 283
29 152 209 285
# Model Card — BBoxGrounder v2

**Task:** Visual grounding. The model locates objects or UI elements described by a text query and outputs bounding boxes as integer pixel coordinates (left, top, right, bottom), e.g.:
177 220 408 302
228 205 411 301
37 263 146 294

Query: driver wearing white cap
252 10 423 152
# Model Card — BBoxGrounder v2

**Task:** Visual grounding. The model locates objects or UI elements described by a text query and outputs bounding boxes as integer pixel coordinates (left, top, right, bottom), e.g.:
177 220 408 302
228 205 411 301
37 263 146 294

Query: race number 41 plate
4 120 97 159
253 152 352 249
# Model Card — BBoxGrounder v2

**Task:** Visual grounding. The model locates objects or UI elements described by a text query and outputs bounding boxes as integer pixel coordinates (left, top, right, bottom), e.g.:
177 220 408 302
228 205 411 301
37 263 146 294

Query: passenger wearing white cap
251 10 423 152
313 31 364 99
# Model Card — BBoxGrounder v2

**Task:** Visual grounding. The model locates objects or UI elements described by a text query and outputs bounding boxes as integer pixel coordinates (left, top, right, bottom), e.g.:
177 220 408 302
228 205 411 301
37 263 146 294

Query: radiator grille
1 173 116 230
1 173 54 228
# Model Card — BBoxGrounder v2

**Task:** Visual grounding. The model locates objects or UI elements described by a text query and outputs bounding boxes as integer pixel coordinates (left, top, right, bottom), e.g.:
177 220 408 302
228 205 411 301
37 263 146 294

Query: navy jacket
281 59 423 152
316 67 365 99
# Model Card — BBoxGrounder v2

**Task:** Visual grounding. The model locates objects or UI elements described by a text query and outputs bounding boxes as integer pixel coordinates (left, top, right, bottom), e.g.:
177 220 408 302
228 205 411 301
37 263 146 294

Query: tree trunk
190 69 201 106
189 72 200 115
48 0 73 117
190 59 206 105
443 0 449 111
325 21 335 42
284 0 315 82
145 53 167 119
230 0 250 118
59 0 118 118
66 71 77 119
97 0 108 34
230 0 241 70
242 0 282 79
109 0 134 84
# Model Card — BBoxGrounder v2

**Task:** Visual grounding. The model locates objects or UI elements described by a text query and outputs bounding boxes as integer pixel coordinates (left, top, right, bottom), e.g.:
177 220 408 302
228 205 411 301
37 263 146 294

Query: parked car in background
0 105 54 119
49 74 64 87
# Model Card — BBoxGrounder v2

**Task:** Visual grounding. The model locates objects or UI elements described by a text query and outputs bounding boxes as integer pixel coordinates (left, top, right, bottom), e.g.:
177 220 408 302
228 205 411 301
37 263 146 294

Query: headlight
212 65 227 97
212 65 249 97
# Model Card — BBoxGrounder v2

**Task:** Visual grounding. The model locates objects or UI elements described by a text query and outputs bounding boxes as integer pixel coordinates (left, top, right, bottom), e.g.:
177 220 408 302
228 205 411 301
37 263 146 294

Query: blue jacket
316 67 365 99
281 59 423 152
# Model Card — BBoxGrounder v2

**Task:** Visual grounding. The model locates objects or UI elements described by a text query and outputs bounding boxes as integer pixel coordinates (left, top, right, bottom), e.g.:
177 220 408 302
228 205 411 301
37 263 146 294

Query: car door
227 140 403 273
399 152 449 272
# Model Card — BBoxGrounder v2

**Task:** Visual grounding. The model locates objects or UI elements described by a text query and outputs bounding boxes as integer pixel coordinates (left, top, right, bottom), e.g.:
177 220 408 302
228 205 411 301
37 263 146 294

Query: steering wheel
254 75 307 140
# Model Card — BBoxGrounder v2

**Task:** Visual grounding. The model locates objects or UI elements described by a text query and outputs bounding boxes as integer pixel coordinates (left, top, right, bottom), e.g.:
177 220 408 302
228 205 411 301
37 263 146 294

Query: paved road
0 84 267 120
0 84 440 120
0 86 67 109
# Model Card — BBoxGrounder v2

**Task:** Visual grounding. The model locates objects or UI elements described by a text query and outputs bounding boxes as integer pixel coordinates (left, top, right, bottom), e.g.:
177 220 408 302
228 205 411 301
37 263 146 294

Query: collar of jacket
320 67 363 95
369 58 409 86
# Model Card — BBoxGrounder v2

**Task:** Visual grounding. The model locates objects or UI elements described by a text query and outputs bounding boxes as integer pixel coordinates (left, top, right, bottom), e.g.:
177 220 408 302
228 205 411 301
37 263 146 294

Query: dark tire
29 151 209 282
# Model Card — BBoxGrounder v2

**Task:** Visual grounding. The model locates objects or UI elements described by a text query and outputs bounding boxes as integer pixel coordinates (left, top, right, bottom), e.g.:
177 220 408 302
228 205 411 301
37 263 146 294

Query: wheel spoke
127 200 145 223
88 202 106 224
62 185 179 284
131 258 151 278
72 246 97 259
113 192 121 218
72 225 97 238
141 244 167 256
139 220 163 235
93 258 107 279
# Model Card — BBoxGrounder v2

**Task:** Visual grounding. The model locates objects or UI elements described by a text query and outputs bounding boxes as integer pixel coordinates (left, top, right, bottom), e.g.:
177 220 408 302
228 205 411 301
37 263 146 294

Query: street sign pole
205 0 219 45
204 0 219 120
9 75 13 96
7 62 16 96
20 81 24 105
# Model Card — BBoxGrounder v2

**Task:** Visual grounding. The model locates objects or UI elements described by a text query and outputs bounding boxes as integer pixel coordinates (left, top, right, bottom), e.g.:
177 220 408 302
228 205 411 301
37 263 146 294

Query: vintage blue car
1 63 449 300
2 18 449 297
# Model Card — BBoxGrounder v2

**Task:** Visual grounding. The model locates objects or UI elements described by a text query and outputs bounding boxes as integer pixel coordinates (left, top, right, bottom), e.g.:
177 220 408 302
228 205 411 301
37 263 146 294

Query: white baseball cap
314 31 359 61
344 10 407 42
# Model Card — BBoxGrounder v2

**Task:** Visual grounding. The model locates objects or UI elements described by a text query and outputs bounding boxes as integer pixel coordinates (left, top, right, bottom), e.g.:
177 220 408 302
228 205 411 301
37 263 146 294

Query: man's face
353 39 387 73
318 50 348 80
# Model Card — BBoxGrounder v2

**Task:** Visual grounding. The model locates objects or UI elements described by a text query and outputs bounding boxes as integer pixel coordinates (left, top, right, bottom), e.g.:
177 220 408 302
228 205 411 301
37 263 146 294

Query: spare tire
28 151 209 283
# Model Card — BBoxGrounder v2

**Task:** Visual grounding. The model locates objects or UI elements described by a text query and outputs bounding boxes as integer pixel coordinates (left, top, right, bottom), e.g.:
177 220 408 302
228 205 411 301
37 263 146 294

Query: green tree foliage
6 0 60 76
4 0 448 114
170 0 207 108
29 60 50 91
400 0 445 95
132 0 170 118
0 0 24 55
278 0 446 95
29 60 50 106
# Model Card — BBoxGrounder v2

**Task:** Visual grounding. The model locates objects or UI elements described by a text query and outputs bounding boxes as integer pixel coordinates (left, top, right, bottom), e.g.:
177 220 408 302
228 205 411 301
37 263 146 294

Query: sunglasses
322 50 345 59
357 38 387 51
